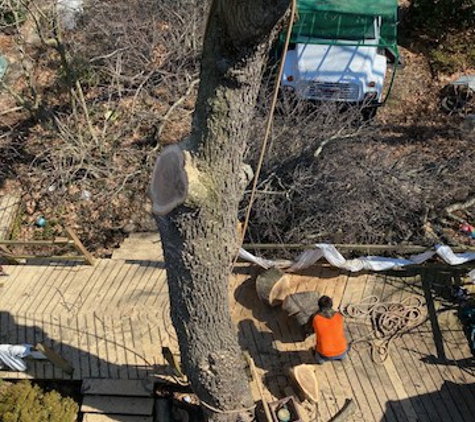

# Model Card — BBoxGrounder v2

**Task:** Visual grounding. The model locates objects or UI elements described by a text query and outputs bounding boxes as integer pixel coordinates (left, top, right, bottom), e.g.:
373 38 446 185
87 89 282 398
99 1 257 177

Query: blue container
35 216 47 228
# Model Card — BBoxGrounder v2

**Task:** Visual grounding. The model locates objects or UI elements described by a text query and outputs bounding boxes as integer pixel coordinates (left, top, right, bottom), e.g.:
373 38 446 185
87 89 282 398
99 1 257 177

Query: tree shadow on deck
234 275 309 344
420 267 473 360
237 318 316 399
379 265 475 384
0 310 173 404
383 381 475 422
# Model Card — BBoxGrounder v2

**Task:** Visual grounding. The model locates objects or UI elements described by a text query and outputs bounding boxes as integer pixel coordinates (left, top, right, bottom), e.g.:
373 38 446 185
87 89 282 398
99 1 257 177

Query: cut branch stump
150 145 188 216
288 364 319 404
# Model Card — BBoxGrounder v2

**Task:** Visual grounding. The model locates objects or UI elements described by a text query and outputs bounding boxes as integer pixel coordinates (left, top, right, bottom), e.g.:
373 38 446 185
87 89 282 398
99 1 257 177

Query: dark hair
318 295 333 310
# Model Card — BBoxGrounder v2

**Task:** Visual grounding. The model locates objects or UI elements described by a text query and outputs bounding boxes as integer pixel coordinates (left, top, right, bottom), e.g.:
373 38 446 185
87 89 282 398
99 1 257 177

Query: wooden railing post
0 245 20 264
65 227 95 266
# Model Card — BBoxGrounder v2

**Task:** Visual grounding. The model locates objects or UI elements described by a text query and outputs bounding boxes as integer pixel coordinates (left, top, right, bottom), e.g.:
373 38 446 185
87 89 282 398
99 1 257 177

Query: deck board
383 274 438 422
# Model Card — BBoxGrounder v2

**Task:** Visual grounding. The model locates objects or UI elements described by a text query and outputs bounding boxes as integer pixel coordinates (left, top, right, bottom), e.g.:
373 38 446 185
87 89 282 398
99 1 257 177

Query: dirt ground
1 2 474 255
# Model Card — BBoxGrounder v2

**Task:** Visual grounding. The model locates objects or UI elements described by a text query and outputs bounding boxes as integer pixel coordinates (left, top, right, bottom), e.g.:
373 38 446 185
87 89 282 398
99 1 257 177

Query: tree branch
445 195 475 223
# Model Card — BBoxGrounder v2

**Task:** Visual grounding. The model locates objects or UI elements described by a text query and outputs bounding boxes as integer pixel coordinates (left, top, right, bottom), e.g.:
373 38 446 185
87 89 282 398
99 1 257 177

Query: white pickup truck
280 1 399 118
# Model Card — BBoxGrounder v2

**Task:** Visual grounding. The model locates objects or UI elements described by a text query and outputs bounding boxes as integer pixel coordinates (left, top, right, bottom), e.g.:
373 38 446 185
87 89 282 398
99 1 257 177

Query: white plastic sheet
0 344 33 372
238 248 276 269
239 244 475 277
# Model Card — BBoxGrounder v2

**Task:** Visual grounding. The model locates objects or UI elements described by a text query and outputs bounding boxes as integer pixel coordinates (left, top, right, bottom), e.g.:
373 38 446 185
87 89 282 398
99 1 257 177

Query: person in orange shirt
313 295 348 364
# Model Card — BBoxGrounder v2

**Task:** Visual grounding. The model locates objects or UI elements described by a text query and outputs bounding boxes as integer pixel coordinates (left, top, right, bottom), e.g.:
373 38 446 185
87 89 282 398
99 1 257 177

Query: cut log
282 292 319 326
288 364 319 404
150 145 188 216
255 268 291 306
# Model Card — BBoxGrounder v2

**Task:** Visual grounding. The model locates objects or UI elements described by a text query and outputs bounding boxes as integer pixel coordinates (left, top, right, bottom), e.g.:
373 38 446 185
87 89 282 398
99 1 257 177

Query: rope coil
343 296 426 363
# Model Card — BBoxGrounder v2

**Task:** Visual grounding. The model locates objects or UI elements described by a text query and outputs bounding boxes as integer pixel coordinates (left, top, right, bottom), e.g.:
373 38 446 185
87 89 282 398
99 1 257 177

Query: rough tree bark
152 1 290 421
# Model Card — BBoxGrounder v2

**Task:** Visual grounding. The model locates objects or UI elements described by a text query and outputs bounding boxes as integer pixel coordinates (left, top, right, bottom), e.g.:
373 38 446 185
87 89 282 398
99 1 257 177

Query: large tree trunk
153 1 290 421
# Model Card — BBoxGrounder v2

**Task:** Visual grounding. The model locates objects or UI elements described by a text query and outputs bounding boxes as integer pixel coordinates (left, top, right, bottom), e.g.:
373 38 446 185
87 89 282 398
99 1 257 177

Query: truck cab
281 1 399 117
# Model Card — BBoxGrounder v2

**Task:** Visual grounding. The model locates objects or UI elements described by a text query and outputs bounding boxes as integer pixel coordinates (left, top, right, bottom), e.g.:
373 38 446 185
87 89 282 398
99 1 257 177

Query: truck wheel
361 106 378 121
441 96 466 113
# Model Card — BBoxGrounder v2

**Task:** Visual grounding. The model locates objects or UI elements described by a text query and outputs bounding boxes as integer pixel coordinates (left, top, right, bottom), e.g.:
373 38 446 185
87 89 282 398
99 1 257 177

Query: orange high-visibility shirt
313 312 347 357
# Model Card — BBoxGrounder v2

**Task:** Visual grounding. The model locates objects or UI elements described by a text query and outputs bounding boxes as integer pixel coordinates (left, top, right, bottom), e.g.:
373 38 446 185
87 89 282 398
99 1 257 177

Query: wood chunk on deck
289 364 319 404
283 291 319 326
81 396 154 415
256 267 290 306
81 379 154 397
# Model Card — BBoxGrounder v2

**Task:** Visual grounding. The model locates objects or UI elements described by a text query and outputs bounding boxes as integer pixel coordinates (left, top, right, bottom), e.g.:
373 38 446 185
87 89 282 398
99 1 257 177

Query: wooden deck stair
81 379 155 422
112 232 163 262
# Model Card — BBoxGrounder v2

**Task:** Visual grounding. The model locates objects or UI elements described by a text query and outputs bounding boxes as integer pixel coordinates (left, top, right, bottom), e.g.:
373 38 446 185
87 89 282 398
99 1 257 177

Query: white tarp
238 248 277 269
239 244 475 281
0 344 45 371
0 344 33 371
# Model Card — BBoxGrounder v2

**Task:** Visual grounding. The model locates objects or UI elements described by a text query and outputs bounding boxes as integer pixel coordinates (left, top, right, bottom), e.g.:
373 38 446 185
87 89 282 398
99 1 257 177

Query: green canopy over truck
289 0 398 54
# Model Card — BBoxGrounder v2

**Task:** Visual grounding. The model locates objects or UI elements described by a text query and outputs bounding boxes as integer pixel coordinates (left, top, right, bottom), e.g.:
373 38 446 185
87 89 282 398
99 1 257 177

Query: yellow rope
233 0 297 268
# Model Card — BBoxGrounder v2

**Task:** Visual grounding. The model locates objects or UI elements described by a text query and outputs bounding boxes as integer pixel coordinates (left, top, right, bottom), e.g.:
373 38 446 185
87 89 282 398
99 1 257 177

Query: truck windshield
294 11 377 41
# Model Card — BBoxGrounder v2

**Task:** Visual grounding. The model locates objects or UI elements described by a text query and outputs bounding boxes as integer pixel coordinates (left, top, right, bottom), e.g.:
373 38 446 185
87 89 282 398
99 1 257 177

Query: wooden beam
244 352 272 422
0 245 20 264
36 343 74 375
0 253 86 261
66 227 95 265
0 239 75 246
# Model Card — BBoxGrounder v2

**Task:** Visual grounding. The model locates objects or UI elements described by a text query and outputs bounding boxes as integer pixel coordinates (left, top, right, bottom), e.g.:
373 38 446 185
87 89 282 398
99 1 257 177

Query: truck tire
361 105 378 121
441 96 466 113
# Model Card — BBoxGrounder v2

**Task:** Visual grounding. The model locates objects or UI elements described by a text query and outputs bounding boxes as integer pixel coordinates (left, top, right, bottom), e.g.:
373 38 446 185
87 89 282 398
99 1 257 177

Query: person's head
318 295 333 311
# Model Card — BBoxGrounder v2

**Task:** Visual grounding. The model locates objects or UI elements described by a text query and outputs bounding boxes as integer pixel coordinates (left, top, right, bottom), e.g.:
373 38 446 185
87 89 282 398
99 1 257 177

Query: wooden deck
0 256 177 381
230 265 475 422
1 239 475 421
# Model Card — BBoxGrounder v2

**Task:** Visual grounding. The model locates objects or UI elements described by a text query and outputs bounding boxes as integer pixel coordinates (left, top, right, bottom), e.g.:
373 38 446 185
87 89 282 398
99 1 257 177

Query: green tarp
297 0 397 17
289 0 398 48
